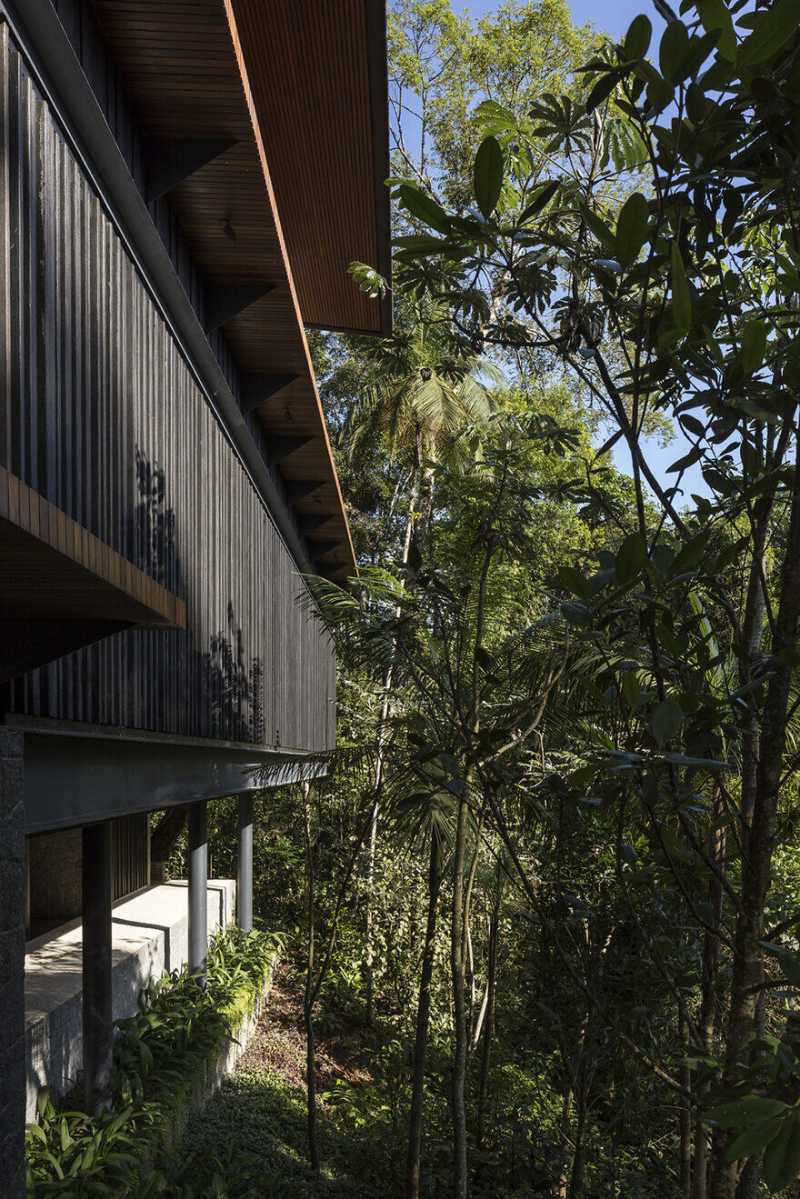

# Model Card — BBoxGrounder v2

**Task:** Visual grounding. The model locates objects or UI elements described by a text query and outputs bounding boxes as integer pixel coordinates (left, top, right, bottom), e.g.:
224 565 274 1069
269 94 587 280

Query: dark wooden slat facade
0 25 336 753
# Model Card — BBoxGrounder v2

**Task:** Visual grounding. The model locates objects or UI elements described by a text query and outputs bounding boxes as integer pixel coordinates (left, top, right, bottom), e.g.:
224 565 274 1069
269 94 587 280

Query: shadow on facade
132 448 265 745
204 603 265 744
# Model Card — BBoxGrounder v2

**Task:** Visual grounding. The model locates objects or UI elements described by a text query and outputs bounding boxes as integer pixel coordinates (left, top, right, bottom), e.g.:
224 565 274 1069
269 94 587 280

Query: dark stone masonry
0 728 25 1197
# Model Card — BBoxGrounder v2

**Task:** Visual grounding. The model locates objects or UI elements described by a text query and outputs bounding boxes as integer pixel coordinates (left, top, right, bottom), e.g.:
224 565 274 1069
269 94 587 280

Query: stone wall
0 729 25 1197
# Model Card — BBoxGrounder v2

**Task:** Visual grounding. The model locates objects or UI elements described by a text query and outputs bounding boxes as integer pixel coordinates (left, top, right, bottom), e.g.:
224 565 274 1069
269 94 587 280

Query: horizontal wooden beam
310 541 340 559
285 480 327 503
270 435 314 463
0 467 186 682
239 373 298 415
144 137 237 203
297 514 331 536
204 283 274 333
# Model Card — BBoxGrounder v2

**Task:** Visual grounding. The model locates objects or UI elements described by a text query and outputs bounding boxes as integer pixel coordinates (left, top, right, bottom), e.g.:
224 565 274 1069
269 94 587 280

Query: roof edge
223 0 357 578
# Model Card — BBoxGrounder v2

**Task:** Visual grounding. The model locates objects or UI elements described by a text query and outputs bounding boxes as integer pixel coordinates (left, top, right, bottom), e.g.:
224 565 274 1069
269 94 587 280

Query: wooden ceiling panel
87 0 392 578
227 0 391 336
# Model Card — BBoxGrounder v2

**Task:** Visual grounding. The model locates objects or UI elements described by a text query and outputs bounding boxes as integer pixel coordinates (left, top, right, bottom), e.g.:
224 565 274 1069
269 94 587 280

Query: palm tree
338 316 501 1029
344 318 500 565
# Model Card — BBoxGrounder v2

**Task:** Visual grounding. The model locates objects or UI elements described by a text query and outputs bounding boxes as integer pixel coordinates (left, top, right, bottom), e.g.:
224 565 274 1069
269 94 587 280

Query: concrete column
188 801 208 981
237 794 254 933
82 821 113 1113
0 729 25 1197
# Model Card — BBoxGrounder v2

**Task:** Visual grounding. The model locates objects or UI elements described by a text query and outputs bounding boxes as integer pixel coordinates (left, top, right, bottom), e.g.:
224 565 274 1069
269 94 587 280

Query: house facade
0 1 389 1190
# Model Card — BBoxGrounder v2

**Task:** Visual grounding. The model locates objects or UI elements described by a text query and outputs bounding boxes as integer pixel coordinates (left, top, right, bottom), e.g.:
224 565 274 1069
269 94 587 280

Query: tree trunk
713 437 800 1198
405 836 443 1199
476 890 500 1149
680 1015 692 1199
364 462 422 1024
568 1097 587 1199
693 793 725 1199
451 795 469 1199
301 782 320 1177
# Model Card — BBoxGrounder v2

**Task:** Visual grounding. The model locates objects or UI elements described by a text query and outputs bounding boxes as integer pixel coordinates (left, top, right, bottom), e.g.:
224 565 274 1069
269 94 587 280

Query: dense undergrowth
26 927 282 1197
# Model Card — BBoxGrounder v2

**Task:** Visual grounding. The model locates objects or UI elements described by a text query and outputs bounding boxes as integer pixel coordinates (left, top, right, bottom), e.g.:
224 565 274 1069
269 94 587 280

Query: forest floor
170 964 402 1198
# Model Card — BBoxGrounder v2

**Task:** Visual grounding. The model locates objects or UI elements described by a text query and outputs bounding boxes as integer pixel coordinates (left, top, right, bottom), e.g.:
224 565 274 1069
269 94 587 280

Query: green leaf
474 135 504 220
671 242 692 336
671 529 711 575
698 0 736 63
741 319 768 375
473 99 516 132
615 532 647 583
650 697 683 747
740 0 798 68
624 14 652 60
709 1096 789 1130
666 445 704 474
760 942 800 986
615 192 649 267
586 70 620 114
724 1115 785 1163
518 180 559 224
556 565 590 600
659 20 691 83
764 1111 800 1192
398 185 451 234
581 205 617 253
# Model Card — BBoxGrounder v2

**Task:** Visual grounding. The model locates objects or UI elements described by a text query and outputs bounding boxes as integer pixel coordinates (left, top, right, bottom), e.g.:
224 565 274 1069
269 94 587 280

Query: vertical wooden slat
0 23 336 754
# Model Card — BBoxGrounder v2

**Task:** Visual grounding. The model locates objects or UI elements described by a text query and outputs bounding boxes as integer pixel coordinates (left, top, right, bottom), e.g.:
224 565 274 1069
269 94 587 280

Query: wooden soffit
0 468 186 682
86 0 391 579
226 0 392 337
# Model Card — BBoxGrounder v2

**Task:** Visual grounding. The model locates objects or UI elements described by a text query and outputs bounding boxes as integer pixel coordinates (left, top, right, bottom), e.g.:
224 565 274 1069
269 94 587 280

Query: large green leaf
740 0 798 68
581 205 617 253
698 0 736 63
666 445 704 474
624 14 652 61
615 532 647 583
764 1111 800 1192
724 1115 785 1164
650 697 683 747
518 180 559 225
474 135 504 220
671 242 692 336
709 1096 789 1130
659 19 691 83
586 70 620 114
615 192 649 267
741 319 767 375
398 184 451 234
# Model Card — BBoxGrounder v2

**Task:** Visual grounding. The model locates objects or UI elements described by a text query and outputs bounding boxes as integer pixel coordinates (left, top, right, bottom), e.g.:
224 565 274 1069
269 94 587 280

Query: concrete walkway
24 879 235 1120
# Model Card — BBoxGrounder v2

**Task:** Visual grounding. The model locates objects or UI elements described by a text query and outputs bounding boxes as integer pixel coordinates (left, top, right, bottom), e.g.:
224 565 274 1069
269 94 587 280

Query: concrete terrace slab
24 879 236 1120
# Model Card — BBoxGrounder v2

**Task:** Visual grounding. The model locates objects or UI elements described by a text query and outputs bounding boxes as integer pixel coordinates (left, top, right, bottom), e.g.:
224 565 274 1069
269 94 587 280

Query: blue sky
452 0 668 40
444 1 706 500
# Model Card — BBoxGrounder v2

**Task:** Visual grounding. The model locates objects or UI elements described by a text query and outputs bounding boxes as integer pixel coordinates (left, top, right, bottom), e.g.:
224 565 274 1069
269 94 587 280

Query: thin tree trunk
693 793 725 1199
451 795 469 1199
555 1089 573 1199
405 836 442 1199
714 436 800 1198
680 1014 692 1199
476 892 500 1149
569 1098 588 1199
365 463 422 1024
301 782 320 1177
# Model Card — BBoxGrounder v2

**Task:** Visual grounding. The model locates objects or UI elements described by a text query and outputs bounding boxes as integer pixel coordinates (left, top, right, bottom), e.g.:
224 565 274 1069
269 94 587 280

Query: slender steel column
82 820 113 1113
188 801 208 981
238 794 254 933
0 729 25 1196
